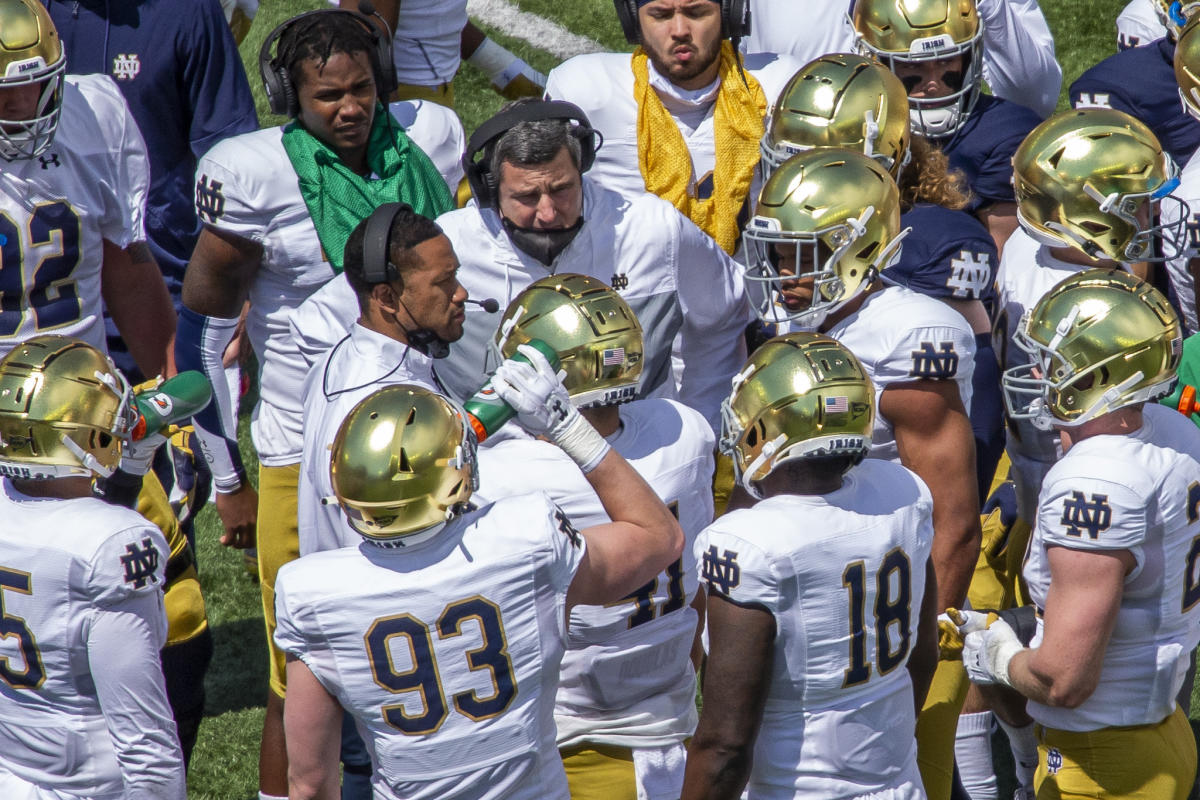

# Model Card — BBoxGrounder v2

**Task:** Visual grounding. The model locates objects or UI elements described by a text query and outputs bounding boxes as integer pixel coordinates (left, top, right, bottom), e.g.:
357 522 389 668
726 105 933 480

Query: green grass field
186 1 1141 796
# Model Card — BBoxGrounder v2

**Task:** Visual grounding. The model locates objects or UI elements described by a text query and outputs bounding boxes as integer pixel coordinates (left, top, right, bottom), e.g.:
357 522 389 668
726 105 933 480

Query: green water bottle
464 339 561 442
130 371 213 441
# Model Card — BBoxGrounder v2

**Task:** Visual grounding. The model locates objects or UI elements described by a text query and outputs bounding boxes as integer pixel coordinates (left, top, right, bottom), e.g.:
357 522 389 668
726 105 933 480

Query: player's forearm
930 513 980 611
681 739 753 800
102 240 176 378
175 308 245 490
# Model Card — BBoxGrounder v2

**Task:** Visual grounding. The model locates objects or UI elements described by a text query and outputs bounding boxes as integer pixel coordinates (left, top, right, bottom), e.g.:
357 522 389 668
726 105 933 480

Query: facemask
502 216 585 266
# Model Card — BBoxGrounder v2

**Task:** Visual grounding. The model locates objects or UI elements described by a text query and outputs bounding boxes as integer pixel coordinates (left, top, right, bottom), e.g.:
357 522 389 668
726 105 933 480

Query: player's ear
370 281 399 312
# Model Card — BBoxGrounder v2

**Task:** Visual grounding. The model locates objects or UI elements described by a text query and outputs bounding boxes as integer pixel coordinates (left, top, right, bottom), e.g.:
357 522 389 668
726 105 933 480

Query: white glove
119 431 167 477
466 37 547 99
962 618 1024 687
491 344 611 472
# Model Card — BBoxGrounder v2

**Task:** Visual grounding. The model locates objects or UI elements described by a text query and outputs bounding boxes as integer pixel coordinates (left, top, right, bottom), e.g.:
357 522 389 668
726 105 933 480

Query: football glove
963 617 1024 687
491 344 610 472
937 608 1000 660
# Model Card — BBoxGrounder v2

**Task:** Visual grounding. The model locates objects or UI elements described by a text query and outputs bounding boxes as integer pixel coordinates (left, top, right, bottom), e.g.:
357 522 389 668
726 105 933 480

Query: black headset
258 7 399 118
461 101 601 210
612 0 751 45
360 202 406 285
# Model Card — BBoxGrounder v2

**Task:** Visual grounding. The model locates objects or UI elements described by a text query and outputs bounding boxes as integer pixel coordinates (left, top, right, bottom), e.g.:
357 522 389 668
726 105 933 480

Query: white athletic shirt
0 481 182 799
475 399 714 749
1117 0 1165 49
298 323 439 555
195 106 463 464
545 51 801 205
392 0 468 87
1161 149 1200 335
0 74 147 355
696 458 933 799
824 286 976 464
1024 404 1200 731
275 493 586 800
435 179 752 430
993 228 1093 520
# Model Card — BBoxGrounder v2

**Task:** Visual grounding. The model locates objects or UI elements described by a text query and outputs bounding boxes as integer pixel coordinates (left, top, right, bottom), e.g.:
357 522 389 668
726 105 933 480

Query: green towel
281 106 453 273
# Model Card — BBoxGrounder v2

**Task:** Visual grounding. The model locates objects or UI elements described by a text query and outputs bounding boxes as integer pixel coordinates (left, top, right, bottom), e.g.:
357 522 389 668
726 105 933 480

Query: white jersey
435 179 752 430
195 105 464 465
696 459 934 799
824 286 976 463
1162 149 1199 335
392 0 468 87
274 493 586 800
298 323 440 555
0 482 183 799
475 399 714 749
388 99 466 194
0 74 147 355
993 228 1092 519
745 0 1061 117
545 51 801 205
1117 0 1165 49
1024 404 1200 731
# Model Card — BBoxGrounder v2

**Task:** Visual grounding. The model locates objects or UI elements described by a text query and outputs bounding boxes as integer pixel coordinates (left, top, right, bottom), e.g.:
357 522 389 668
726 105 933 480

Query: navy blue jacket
940 94 1042 213
46 0 258 307
1070 38 1200 166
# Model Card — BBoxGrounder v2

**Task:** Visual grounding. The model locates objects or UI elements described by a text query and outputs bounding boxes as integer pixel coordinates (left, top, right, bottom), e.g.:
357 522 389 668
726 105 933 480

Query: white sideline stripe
466 0 605 59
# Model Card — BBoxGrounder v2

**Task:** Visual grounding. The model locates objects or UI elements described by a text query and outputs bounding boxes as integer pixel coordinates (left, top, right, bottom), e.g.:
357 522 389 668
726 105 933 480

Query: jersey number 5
0 202 82 336
365 595 517 735
0 567 45 690
842 548 913 687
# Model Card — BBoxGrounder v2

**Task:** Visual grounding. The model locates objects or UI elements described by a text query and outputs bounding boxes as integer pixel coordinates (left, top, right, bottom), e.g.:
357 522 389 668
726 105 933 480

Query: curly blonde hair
899 137 971 211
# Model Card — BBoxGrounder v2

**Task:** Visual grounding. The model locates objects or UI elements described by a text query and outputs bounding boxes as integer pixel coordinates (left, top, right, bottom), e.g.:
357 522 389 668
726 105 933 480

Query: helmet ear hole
397 448 412 473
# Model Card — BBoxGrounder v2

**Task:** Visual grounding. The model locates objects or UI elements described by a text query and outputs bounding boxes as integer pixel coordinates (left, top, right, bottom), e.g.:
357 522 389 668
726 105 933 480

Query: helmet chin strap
60 436 115 478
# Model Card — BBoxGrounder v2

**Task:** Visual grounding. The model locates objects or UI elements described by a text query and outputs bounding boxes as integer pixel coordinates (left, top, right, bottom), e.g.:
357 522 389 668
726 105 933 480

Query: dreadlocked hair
898 136 971 212
281 11 380 92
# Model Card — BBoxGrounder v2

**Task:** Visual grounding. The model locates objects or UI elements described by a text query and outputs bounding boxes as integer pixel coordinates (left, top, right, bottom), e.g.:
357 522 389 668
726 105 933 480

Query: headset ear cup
373 28 398 99
281 70 299 118
613 0 640 44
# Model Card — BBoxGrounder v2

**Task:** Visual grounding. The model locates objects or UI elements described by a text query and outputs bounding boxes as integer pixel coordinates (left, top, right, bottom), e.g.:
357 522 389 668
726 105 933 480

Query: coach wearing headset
435 99 751 434
174 9 452 799
546 0 799 256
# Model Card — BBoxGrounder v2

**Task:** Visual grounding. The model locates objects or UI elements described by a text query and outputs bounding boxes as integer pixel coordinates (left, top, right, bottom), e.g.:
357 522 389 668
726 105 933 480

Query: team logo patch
611 273 629 290
196 175 226 223
120 537 161 589
1186 213 1200 251
910 342 959 379
1046 747 1063 775
38 153 60 170
112 53 141 81
701 546 740 595
947 250 991 299
553 507 581 548
1060 491 1112 540
1074 92 1111 109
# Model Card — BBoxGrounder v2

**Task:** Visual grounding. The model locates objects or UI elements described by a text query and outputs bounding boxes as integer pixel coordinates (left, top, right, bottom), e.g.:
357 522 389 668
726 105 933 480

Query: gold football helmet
744 148 905 330
1155 0 1200 40
1176 14 1200 121
491 274 644 408
0 0 66 160
1002 268 1181 430
761 53 912 178
850 0 983 138
721 332 874 497
330 385 477 545
0 335 133 479
1012 109 1188 263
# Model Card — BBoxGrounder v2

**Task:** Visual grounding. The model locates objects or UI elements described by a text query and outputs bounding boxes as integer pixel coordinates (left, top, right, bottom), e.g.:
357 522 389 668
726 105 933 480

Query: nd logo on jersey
196 175 226 223
112 53 141 81
701 546 740 595
120 537 160 589
947 251 991 299
1060 491 1112 540
909 342 959 379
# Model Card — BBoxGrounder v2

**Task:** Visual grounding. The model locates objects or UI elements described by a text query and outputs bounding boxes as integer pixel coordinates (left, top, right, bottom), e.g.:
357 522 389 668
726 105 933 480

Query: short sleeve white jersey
274 493 586 800
0 482 177 797
993 228 1092 517
435 180 751 431
1024 404 1200 731
298 323 440 556
695 459 934 798
475 399 715 748
825 286 976 463
389 99 466 194
0 74 148 355
1116 0 1165 48
194 126 333 465
1162 149 1200 335
545 51 802 204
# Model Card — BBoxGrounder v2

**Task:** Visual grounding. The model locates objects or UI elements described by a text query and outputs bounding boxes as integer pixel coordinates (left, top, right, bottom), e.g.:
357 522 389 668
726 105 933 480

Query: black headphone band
462 101 601 209
611 0 751 44
361 202 405 285
258 8 398 117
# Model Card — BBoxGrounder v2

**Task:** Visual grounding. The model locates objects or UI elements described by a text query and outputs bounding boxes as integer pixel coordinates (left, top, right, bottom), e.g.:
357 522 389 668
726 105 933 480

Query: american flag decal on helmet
602 347 625 366
824 395 849 413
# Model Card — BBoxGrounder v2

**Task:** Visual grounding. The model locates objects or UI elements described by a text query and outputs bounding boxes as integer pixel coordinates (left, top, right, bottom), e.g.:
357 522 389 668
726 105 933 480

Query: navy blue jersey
1070 38 1200 166
884 203 999 314
940 95 1041 213
46 0 259 307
